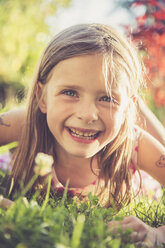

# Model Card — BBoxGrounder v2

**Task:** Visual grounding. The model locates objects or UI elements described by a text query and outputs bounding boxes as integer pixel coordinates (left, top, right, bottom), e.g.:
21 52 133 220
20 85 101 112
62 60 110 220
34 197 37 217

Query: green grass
0 145 165 248
0 142 18 154
0 169 165 248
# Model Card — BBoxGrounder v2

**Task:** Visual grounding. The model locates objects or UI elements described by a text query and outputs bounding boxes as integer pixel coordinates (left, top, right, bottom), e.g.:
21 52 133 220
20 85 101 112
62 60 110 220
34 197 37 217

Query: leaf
71 214 85 248
108 238 121 248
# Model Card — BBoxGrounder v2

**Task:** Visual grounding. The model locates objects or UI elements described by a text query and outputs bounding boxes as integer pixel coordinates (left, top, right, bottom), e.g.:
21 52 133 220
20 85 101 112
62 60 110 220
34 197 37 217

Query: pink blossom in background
0 152 11 171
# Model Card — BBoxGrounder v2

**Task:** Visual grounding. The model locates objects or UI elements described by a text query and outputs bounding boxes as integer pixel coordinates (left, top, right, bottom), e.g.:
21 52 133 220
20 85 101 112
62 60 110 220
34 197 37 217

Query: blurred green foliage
0 0 71 108
0 184 164 247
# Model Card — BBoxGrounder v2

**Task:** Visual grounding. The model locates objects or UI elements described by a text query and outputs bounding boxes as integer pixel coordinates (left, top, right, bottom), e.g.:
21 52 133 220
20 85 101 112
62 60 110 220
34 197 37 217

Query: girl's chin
64 146 101 159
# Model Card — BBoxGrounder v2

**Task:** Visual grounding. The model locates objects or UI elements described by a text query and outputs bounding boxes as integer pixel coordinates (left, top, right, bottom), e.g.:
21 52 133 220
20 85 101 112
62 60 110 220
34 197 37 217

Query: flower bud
34 153 53 176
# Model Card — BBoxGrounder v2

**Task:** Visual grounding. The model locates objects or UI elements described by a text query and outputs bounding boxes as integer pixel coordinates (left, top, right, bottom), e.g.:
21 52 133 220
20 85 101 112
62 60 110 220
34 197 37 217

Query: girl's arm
137 128 165 186
0 196 13 209
137 98 165 146
0 108 26 146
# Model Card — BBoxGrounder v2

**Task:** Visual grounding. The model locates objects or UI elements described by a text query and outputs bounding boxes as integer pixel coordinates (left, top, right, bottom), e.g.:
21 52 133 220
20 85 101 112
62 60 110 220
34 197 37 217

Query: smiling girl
0 24 165 246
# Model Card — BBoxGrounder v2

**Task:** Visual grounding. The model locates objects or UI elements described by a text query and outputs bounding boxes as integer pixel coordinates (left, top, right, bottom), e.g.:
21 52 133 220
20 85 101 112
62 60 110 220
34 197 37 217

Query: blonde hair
7 24 144 208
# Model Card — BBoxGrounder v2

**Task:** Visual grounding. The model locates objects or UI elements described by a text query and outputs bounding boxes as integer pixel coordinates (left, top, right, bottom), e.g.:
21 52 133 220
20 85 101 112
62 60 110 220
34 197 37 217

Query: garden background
0 0 165 247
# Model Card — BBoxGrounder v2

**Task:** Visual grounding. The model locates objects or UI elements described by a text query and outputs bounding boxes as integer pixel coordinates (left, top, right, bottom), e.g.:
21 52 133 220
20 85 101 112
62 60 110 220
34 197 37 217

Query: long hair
7 24 144 208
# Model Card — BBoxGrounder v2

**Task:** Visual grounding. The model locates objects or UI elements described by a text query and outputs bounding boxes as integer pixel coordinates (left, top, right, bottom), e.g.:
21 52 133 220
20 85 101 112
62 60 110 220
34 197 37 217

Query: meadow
0 152 165 248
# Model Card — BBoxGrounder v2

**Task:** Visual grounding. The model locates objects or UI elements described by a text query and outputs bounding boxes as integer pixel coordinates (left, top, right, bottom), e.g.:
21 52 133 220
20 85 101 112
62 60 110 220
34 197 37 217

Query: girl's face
40 54 129 159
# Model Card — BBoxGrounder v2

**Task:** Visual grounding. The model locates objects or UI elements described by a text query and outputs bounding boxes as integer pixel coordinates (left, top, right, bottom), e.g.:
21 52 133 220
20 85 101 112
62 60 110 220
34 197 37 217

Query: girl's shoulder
130 125 163 167
131 126 163 198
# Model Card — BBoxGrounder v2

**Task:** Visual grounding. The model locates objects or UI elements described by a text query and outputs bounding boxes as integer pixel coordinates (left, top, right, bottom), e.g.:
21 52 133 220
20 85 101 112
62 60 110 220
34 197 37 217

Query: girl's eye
99 96 111 102
61 90 78 97
99 95 118 104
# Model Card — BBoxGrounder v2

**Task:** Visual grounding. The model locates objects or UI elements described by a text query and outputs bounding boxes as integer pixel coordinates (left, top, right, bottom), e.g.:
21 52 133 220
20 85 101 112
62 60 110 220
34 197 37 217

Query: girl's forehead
47 54 128 95
50 54 123 77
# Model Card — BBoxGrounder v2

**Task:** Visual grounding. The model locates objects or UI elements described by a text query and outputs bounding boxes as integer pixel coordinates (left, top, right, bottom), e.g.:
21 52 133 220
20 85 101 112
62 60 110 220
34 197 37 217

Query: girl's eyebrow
55 84 83 91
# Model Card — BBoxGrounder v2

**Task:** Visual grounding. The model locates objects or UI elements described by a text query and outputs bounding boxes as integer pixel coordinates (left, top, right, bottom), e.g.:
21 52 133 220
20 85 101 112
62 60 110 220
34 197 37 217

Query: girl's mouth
67 127 101 142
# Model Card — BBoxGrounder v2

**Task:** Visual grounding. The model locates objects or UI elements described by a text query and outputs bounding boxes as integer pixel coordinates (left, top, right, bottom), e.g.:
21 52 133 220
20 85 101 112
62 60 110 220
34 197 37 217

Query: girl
0 24 165 246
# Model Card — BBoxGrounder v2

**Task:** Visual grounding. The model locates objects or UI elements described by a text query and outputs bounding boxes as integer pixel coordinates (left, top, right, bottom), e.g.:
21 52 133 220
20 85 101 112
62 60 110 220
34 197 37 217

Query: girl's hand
0 196 13 209
108 215 165 247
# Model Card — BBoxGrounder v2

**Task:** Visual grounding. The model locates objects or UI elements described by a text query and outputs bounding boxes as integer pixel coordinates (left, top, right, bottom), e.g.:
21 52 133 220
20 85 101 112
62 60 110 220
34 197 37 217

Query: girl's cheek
110 109 126 127
106 106 124 119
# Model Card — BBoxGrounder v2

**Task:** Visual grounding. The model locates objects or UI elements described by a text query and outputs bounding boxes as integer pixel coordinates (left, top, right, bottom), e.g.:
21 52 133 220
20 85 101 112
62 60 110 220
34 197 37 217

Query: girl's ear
35 82 47 113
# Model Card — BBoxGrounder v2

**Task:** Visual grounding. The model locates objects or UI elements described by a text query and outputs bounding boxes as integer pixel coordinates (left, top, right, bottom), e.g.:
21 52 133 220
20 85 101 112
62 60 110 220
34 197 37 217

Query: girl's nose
76 101 99 124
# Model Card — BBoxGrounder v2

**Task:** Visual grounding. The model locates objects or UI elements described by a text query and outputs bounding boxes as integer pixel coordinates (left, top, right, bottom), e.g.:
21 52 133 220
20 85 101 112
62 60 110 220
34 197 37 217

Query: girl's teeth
69 128 98 138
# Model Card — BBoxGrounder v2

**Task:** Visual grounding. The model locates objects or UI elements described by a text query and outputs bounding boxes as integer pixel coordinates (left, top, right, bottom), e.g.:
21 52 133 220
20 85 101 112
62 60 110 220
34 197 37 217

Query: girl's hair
7 24 144 208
